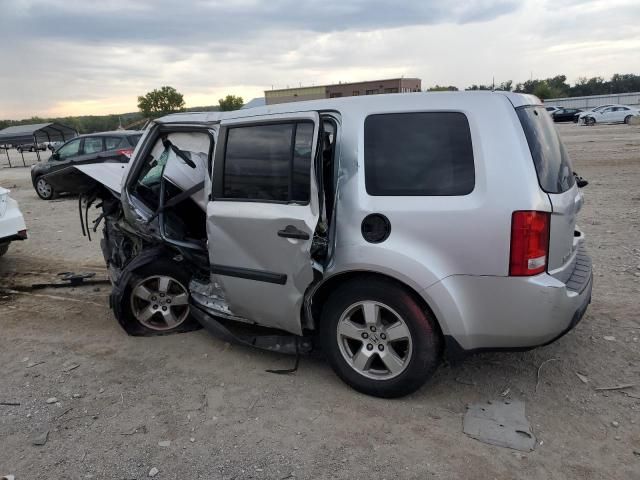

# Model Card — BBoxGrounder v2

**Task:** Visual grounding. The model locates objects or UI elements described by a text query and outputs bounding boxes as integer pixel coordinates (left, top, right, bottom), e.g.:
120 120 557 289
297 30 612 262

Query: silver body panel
117 91 591 351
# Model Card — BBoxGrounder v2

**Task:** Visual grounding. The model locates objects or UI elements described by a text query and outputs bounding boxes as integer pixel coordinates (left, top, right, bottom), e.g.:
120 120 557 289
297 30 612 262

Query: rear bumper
0 197 27 245
424 250 593 356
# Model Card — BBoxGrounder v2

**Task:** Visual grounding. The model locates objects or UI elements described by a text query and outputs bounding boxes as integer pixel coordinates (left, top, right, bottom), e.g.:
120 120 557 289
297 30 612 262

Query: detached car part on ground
30 131 142 200
69 91 592 398
0 187 27 257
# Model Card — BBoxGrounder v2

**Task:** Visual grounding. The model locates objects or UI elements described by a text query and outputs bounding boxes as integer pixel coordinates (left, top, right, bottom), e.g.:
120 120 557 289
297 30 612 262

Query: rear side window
517 106 575 193
364 112 475 196
127 134 142 146
105 137 124 150
83 137 104 154
222 122 313 202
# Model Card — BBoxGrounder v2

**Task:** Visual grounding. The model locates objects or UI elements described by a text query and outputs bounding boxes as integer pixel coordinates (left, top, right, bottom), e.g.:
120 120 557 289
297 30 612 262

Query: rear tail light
509 211 550 276
117 148 134 159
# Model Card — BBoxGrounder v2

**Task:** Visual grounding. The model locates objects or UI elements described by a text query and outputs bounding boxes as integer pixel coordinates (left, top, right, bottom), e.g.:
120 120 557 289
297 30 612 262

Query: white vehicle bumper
0 189 28 245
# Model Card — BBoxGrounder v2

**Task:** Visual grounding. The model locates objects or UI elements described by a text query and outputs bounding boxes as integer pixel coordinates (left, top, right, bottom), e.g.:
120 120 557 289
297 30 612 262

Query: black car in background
31 131 142 200
552 108 583 123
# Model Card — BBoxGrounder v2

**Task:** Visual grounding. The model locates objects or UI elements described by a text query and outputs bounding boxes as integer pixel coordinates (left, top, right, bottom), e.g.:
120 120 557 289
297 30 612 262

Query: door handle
278 225 310 240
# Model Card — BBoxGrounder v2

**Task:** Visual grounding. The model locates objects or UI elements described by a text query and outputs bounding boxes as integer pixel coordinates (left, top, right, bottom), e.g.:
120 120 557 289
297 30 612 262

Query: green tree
137 86 185 118
532 82 553 100
218 95 244 111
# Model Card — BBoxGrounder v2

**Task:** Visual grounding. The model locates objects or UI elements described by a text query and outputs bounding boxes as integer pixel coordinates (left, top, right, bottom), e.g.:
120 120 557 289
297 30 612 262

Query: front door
207 112 321 334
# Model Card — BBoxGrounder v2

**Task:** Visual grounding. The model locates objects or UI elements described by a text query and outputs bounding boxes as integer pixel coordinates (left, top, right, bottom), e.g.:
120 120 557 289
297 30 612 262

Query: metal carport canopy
0 122 78 145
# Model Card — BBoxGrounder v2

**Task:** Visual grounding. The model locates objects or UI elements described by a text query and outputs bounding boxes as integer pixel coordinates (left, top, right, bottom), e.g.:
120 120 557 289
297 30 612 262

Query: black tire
624 115 632 124
587 117 596 126
320 278 442 398
115 258 201 336
0 243 9 257
34 176 56 200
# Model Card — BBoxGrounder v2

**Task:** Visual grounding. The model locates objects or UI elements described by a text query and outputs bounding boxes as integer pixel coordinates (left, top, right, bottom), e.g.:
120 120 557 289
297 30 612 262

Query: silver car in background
75 91 592 397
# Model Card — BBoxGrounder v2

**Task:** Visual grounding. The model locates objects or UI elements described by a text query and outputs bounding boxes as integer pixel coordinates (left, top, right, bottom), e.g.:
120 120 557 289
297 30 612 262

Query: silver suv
78 91 592 397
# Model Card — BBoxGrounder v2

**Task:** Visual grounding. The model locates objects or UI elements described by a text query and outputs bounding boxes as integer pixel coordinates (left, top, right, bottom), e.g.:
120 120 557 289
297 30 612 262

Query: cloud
1 0 521 45
0 0 638 119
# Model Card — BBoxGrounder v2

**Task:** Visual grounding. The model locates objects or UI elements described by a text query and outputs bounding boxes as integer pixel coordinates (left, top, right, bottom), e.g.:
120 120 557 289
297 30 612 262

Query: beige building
265 78 422 105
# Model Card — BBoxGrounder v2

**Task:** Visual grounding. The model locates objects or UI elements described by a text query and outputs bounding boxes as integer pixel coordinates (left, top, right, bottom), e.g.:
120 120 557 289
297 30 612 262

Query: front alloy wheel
130 275 190 331
35 177 55 200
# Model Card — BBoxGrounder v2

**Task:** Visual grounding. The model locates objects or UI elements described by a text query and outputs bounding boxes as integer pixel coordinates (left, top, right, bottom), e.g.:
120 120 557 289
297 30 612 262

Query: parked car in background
552 108 583 123
545 106 561 114
72 91 592 398
30 130 142 200
583 105 640 125
45 141 64 151
0 186 27 257
17 142 46 153
575 104 616 124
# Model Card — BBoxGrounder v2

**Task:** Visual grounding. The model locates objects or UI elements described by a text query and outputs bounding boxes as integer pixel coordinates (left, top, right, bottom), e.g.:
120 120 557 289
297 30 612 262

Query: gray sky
1 0 639 118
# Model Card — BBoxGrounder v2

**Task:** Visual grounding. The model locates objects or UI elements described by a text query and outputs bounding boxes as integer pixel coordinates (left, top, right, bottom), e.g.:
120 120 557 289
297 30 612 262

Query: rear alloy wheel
35 177 55 200
130 275 190 332
321 278 442 398
624 115 632 124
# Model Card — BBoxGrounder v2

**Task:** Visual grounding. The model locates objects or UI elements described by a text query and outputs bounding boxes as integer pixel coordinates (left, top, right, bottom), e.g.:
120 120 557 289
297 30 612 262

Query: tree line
430 73 640 100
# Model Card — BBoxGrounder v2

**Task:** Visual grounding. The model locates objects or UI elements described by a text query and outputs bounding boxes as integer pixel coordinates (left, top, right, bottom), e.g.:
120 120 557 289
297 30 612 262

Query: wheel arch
308 270 444 339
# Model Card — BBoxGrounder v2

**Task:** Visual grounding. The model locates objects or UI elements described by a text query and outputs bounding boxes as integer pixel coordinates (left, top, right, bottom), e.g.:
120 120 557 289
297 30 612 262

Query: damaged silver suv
76 91 592 397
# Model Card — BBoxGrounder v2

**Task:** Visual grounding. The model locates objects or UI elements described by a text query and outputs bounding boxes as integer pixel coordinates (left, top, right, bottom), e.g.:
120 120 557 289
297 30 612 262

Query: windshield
517 106 575 194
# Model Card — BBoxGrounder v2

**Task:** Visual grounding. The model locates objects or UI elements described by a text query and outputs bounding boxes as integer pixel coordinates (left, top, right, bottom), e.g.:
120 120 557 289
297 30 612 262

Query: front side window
364 112 475 196
83 137 104 154
56 138 81 159
223 122 314 203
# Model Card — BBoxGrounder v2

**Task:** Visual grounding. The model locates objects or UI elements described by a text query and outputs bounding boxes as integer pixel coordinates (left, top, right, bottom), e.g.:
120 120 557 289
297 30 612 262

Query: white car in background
583 105 640 125
0 187 27 257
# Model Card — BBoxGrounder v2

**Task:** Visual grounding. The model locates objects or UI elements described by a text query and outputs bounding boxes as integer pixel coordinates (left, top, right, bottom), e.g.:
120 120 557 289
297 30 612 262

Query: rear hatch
517 106 583 283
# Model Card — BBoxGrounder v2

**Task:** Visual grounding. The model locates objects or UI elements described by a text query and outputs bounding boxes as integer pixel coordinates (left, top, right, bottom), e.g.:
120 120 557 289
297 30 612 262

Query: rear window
517 106 575 193
364 112 475 196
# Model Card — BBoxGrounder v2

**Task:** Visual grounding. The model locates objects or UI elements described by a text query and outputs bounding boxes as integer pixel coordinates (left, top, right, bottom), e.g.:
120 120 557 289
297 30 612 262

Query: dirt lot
1 124 639 479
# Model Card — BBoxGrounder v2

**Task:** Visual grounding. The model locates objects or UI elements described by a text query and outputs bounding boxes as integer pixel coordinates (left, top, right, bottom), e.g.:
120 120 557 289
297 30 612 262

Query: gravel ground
0 123 639 479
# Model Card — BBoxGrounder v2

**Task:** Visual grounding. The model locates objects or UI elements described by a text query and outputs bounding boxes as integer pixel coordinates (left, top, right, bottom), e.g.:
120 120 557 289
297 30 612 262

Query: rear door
517 105 583 283
207 112 321 334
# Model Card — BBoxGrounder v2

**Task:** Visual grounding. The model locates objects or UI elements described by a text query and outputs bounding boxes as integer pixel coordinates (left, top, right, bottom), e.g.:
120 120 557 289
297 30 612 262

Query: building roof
0 122 78 144
265 78 422 95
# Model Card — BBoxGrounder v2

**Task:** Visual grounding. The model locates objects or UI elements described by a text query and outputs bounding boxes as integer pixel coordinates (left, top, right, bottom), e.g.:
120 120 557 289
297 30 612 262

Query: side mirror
51 153 60 161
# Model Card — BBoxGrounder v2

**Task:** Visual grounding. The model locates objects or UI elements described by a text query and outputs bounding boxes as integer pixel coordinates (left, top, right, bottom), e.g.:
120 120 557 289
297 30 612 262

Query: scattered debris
603 336 616 341
455 377 477 386
120 425 148 436
2 475 16 480
62 364 79 372
158 440 171 447
575 372 589 384
612 421 620 428
72 393 81 399
148 467 159 477
500 387 511 397
463 400 536 452
535 358 558 393
26 361 45 368
45 397 57 404
595 384 635 391
0 401 20 406
32 430 49 446
190 437 195 443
